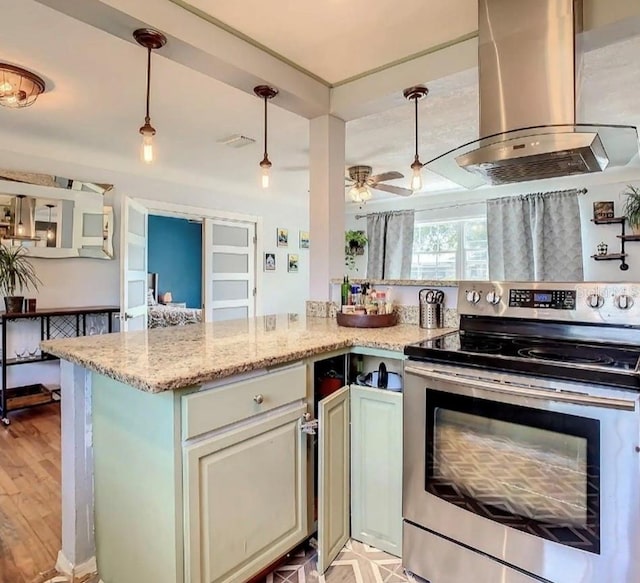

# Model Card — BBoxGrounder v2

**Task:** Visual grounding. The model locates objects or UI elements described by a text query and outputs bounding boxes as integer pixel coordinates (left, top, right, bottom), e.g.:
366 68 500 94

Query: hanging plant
345 230 367 270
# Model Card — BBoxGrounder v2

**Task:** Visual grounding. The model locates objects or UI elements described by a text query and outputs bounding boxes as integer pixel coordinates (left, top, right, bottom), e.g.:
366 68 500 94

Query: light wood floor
0 404 61 583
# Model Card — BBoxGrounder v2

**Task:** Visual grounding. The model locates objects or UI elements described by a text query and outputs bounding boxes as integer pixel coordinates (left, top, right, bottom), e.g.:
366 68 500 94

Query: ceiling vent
218 134 256 149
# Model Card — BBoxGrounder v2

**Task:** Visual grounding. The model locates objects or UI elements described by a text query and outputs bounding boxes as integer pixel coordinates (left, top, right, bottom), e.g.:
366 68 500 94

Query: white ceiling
1 1 639 208
177 0 478 84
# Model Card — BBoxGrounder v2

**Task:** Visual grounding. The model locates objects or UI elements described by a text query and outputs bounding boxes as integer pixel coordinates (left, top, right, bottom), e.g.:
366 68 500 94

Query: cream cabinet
184 403 308 583
317 376 403 572
92 363 309 583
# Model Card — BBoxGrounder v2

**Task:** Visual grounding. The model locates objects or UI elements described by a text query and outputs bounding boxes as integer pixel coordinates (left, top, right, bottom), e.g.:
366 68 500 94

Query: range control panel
457 281 640 325
508 288 576 310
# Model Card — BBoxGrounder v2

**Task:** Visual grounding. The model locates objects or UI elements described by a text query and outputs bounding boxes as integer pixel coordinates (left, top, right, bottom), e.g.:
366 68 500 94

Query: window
411 217 488 280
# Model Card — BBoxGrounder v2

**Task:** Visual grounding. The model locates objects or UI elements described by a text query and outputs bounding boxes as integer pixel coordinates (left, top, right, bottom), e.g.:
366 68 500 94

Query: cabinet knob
253 394 264 404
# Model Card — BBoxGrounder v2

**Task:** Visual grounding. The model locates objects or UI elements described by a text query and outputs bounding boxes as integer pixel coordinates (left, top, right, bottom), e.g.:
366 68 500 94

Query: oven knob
485 291 501 305
586 293 604 309
615 294 634 310
466 290 481 304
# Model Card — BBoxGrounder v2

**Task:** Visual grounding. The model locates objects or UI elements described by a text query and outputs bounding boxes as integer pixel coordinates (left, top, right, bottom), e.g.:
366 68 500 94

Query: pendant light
133 28 167 164
16 195 25 236
403 85 429 191
253 85 278 188
45 204 55 240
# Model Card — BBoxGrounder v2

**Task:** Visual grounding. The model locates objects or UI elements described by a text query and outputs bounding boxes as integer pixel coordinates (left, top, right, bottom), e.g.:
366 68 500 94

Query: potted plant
0 245 40 313
622 185 640 235
345 230 368 270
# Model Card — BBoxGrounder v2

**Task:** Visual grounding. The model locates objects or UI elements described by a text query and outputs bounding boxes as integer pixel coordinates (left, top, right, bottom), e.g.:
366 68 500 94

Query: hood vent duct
425 0 639 188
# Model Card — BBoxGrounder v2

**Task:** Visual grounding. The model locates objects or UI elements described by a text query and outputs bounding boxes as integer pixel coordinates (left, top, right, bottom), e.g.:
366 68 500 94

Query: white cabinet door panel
317 385 350 574
184 404 307 583
350 385 403 557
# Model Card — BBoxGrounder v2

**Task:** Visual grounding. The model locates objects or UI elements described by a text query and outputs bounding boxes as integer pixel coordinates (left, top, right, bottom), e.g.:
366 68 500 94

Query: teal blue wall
148 215 202 308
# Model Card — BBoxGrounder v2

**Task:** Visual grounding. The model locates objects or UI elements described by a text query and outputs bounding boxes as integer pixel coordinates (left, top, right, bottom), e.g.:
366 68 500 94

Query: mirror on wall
0 169 114 259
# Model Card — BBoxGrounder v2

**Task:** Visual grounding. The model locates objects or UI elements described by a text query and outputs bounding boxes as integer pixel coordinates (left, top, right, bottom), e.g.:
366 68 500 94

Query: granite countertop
41 315 454 393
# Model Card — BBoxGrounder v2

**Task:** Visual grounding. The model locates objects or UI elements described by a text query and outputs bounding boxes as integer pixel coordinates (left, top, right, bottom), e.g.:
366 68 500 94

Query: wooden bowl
336 312 398 328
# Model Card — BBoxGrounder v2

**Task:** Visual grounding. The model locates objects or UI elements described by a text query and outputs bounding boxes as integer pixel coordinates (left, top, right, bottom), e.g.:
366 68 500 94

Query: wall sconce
403 85 429 192
133 28 167 164
253 85 278 188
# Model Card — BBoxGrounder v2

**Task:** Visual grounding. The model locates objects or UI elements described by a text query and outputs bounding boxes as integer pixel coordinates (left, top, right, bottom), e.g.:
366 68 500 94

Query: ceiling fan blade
373 183 414 197
368 171 404 183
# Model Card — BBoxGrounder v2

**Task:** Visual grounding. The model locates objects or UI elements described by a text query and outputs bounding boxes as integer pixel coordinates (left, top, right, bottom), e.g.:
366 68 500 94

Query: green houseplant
0 245 40 313
345 230 368 270
622 185 640 235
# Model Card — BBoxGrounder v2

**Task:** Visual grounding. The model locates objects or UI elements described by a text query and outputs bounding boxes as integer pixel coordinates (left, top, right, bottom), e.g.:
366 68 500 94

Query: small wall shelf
590 217 635 271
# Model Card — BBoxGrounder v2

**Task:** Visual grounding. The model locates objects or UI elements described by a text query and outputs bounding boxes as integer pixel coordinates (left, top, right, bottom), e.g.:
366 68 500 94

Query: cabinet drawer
183 363 307 439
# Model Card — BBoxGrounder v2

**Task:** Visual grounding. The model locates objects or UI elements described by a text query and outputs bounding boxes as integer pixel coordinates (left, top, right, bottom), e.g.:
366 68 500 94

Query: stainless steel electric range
402 282 640 583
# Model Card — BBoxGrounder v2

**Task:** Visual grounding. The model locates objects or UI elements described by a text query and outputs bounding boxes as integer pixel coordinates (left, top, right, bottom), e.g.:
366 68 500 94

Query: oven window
426 390 600 554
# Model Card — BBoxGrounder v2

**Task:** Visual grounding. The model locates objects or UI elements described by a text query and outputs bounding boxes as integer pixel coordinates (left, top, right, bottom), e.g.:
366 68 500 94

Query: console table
1 306 120 425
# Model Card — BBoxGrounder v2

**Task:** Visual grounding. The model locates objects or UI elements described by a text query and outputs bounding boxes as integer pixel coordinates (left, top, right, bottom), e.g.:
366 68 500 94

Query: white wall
0 148 309 316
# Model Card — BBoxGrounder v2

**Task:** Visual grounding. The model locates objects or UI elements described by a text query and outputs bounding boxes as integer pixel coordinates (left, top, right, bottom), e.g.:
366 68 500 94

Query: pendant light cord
263 96 268 159
145 47 152 124
414 96 419 162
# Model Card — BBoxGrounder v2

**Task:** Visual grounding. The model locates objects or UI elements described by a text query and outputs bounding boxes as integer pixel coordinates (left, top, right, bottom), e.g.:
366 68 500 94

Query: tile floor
261 539 418 583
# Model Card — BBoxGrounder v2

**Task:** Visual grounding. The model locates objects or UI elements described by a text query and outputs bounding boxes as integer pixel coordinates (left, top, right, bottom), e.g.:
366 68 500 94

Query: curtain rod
354 209 415 219
355 187 588 219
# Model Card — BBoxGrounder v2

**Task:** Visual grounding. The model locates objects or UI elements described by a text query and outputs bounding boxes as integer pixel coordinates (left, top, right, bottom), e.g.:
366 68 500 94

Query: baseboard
55 551 98 579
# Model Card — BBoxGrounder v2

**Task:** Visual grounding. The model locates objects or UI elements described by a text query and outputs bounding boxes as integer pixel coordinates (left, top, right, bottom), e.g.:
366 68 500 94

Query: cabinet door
351 385 403 557
317 385 350 574
184 404 307 583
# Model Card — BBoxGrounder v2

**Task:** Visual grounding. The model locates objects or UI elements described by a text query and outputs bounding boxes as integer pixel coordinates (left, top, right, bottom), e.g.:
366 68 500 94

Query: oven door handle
404 366 637 411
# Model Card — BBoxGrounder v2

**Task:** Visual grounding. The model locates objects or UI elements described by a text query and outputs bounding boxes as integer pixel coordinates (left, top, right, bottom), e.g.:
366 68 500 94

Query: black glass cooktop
405 331 640 389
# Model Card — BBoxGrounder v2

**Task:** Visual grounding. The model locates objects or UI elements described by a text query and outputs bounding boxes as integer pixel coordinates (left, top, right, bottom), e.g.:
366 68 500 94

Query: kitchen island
42 314 453 583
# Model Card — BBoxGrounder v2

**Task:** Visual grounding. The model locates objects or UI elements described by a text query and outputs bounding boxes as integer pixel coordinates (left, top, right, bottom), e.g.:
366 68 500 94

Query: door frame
133 198 263 317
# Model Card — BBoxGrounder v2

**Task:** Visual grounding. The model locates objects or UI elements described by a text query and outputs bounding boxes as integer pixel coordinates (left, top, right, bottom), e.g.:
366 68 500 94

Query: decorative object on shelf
622 184 640 235
26 298 36 312
264 252 276 271
253 84 278 189
345 230 367 270
593 201 615 221
133 28 167 164
596 242 608 256
0 244 40 313
299 230 310 249
0 63 45 108
277 228 288 247
403 85 429 192
287 254 299 273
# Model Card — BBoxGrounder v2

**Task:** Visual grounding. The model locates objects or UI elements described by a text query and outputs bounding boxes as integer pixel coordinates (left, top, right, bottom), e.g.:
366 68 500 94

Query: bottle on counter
341 276 350 306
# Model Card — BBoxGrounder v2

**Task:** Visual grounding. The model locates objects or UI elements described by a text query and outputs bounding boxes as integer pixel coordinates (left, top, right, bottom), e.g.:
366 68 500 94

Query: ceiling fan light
410 160 423 191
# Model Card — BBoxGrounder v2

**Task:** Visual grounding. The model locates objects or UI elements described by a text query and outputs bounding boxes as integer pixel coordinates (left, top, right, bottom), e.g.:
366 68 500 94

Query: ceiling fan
345 165 413 202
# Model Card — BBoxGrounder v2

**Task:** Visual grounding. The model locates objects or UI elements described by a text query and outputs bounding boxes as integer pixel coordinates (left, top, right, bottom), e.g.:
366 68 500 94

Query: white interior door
318 385 351 574
203 218 256 322
120 196 148 331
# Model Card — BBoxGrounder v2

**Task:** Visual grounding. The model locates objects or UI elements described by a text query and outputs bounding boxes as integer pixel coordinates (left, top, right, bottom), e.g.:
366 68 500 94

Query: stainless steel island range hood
425 0 639 188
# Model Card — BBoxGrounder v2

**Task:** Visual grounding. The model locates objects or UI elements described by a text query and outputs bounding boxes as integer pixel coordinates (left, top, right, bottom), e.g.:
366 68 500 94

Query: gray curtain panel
487 189 584 282
366 210 415 279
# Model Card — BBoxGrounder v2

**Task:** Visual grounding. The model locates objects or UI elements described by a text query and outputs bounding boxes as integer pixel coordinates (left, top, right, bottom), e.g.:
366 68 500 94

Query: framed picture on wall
277 228 288 247
264 252 276 271
299 230 310 249
593 201 615 220
288 254 299 273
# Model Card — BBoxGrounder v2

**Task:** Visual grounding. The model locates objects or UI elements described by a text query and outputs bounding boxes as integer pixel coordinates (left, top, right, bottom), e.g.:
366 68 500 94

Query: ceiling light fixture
133 28 167 164
45 204 55 240
403 85 429 192
16 195 25 236
253 85 278 189
0 64 45 109
349 184 372 203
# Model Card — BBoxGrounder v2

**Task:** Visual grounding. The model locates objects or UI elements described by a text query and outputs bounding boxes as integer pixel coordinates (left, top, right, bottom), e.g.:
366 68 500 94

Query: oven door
403 362 640 583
